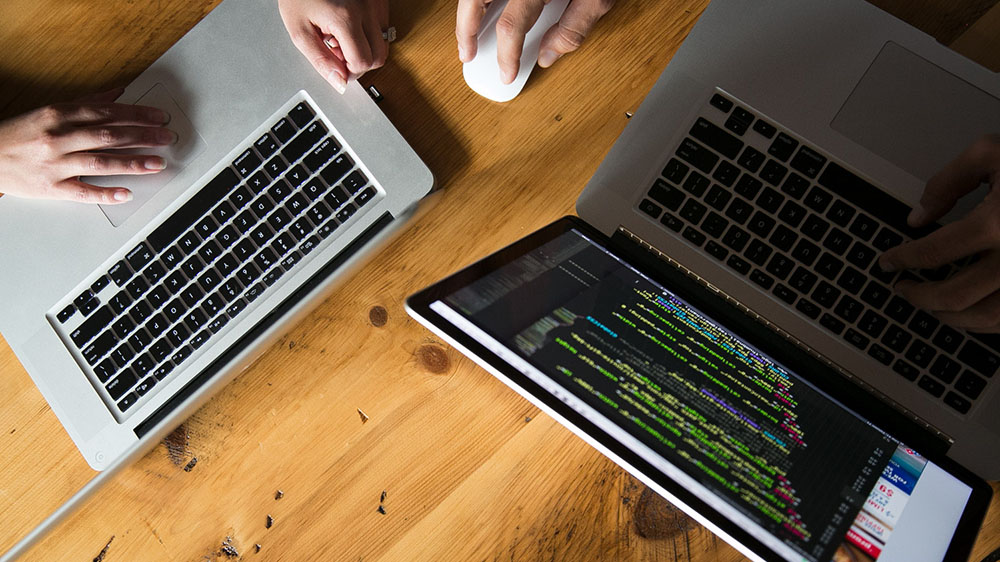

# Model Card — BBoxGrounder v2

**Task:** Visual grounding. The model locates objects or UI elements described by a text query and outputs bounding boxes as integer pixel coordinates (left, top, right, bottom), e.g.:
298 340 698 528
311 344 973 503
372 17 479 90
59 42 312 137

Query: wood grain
0 0 998 560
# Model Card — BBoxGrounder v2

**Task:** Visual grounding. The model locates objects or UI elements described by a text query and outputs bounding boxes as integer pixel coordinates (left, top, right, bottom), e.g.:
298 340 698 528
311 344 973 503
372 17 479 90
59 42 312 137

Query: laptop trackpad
93 84 207 227
831 41 1000 182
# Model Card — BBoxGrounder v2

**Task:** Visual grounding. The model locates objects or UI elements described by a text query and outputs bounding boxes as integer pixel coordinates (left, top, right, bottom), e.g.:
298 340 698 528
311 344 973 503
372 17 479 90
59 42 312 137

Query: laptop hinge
613 225 954 447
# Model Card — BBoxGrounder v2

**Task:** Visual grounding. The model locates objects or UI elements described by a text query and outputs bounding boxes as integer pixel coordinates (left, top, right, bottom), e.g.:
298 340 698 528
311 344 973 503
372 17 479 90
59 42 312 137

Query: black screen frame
406 216 992 562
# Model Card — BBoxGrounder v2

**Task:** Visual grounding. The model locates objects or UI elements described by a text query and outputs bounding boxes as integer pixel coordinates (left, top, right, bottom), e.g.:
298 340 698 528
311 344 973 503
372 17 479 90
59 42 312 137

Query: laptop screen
420 225 982 562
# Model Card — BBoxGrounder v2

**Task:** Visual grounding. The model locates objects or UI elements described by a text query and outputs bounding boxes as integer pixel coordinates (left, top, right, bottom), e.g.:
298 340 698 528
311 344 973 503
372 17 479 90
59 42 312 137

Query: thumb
911 135 1000 226
537 0 614 68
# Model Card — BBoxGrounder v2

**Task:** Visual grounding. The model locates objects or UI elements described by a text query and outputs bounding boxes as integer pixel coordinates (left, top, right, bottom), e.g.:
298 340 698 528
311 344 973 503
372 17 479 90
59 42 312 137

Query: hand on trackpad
91 83 207 227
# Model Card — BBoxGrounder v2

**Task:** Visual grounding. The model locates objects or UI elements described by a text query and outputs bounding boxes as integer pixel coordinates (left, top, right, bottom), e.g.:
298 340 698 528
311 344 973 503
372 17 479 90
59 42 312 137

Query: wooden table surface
2 0 999 560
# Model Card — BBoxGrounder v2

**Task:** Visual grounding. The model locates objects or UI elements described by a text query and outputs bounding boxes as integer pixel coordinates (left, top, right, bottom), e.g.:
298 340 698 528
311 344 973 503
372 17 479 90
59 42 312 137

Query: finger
457 0 491 62
63 152 167 177
58 102 170 127
361 5 388 71
879 212 995 272
327 16 375 77
495 0 546 84
538 0 615 67
285 22 350 93
909 134 1000 226
50 178 133 205
894 251 1000 312
934 289 1000 331
59 125 176 153
74 87 125 104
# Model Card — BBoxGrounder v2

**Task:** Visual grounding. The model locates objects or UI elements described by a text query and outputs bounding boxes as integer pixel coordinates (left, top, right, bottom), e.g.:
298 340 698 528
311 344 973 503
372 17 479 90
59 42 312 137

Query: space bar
817 162 938 240
147 167 240 252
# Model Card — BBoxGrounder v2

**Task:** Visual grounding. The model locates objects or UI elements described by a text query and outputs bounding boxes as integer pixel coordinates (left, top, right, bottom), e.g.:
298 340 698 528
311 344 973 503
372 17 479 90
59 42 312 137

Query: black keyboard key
682 171 710 197
181 254 206 279
184 309 208 332
79 297 100 316
744 239 772 266
801 214 830 241
321 154 354 186
208 314 230 334
125 276 149 300
803 186 833 213
930 356 961 384
127 328 152 353
273 232 296 256
893 359 919 381
282 121 328 165
108 260 132 287
178 231 201 254
682 227 706 247
303 177 328 202
290 217 314 241
709 93 733 112
752 119 776 138
773 284 795 304
869 261 896 285
336 202 358 222
868 344 893 366
734 174 763 200
770 224 797 252
73 290 95 310
737 146 765 173
796 299 821 319
83 330 117 366
789 267 818 295
823 228 852 256
286 192 310 217
250 223 275 247
813 281 841 308
342 169 368 194
957 340 999 377
701 212 729 238
766 253 794 280
254 247 279 272
826 200 855 227
834 295 863 323
233 148 263 178
905 340 936 368
781 173 809 199
304 136 341 172
271 117 295 143
300 235 320 256
164 272 185 293
845 242 876 270
705 240 728 261
726 254 751 275
150 338 174 362
932 326 964 355
872 227 904 252
245 283 266 303
225 299 247 319
91 275 110 294
648 179 684 211
882 325 913 353
126 242 154 272
146 313 169 337
943 392 971 414
662 158 689 183
749 269 774 290
789 146 826 178
756 187 784 214
288 102 316 127
725 197 753 225
307 201 333 227
908 311 939 339
844 329 869 350
722 225 751 252
760 161 787 187
265 154 290 181
768 133 798 162
661 212 683 232
148 168 240 251
325 184 350 209
815 253 844 281
859 281 891 309
849 214 879 242
679 199 707 224
163 298 187 323
712 161 740 187
724 107 754 135
171 344 192 364
689 118 742 160
955 371 987 400
134 376 156 397
267 207 293 231
166 324 191 348
254 132 279 159
917 375 945 397
675 138 719 174
858 310 888 339
94 358 117 383
836 266 866 295
106 370 137 401
820 313 845 335
747 211 775 238
885 296 914 324
789 239 820 269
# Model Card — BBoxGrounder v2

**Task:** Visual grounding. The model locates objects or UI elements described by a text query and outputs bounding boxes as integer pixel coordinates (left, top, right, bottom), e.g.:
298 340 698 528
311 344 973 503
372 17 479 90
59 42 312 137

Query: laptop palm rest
832 41 1000 184
94 83 207 227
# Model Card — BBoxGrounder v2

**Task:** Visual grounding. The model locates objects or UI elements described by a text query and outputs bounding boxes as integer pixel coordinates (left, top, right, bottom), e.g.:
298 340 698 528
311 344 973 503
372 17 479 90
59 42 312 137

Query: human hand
456 0 614 85
878 135 1000 332
278 0 390 94
0 89 174 205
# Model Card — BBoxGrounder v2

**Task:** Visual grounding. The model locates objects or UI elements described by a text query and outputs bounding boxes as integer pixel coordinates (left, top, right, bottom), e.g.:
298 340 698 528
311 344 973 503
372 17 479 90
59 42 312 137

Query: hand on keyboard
879 135 1000 332
0 88 173 205
278 0 389 94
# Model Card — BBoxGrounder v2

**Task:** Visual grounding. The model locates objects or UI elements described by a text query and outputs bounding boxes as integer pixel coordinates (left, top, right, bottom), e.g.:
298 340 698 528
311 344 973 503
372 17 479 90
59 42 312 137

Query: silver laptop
576 0 1000 480
0 0 432 472
406 0 999 560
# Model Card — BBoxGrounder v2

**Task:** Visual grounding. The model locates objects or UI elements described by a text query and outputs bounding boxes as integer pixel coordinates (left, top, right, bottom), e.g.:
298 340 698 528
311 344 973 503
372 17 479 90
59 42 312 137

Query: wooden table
1 0 999 560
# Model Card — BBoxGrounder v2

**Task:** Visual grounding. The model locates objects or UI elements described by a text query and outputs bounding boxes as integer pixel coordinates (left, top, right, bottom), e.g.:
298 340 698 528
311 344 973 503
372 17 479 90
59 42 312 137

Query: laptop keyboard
637 90 998 416
52 98 382 417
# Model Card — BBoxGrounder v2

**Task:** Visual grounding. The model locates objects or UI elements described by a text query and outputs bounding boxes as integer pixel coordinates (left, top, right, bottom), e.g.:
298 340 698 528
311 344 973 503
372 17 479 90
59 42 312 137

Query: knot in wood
416 344 450 374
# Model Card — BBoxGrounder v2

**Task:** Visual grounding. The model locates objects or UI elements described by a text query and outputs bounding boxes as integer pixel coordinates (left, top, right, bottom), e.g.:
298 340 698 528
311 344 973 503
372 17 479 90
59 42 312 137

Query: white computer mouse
463 0 570 102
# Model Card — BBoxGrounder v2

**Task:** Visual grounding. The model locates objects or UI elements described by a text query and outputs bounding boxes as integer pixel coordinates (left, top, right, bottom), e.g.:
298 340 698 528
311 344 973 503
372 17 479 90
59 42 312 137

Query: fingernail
458 44 470 63
326 68 347 94
145 157 166 170
907 206 930 227
878 256 898 272
537 49 561 68
500 68 516 85
114 189 132 202
160 110 171 125
157 129 177 144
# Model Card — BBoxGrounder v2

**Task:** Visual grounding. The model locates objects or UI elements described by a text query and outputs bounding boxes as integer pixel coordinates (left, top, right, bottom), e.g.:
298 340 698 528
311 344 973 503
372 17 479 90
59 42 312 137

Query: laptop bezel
406 215 992 562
